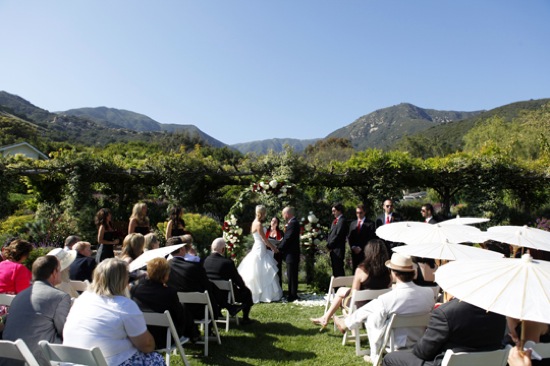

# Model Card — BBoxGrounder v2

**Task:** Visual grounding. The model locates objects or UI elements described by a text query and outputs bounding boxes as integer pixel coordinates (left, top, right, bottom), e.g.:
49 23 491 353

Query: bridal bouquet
251 179 292 198
222 214 243 257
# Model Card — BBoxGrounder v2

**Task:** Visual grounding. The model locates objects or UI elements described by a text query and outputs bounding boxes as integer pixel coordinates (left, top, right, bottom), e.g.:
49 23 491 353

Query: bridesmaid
165 206 187 239
128 202 151 235
95 208 120 263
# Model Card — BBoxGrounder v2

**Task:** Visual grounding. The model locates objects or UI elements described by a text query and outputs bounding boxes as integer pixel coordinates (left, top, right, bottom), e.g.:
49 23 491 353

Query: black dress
95 231 117 263
134 226 150 235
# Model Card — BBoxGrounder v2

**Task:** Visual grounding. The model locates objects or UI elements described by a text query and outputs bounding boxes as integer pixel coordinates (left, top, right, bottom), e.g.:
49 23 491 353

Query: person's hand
508 346 532 366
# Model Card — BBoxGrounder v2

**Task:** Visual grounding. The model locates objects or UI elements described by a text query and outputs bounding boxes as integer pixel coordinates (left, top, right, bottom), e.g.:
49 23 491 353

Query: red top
0 260 32 294
266 228 283 241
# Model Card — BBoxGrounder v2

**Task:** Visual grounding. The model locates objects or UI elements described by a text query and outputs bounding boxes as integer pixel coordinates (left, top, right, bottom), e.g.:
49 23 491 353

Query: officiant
266 216 284 288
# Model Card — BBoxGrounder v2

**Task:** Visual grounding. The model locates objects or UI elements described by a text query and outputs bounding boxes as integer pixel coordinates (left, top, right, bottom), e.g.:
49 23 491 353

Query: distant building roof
0 142 49 160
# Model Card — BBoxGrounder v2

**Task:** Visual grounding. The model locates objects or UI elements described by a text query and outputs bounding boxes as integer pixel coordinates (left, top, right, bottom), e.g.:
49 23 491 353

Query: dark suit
278 217 300 300
383 299 506 366
375 212 403 251
130 278 199 347
347 218 376 272
204 252 253 319
69 253 96 282
327 215 348 277
425 217 438 224
166 256 223 319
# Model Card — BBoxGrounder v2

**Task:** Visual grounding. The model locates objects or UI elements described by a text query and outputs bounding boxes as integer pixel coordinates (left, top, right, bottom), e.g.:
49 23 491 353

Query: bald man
204 238 253 324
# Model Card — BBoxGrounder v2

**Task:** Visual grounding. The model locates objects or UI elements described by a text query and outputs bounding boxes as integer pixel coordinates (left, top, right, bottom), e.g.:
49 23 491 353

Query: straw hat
47 248 77 271
385 252 415 272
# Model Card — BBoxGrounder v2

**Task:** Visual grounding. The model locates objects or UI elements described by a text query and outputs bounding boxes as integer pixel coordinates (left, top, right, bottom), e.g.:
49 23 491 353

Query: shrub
308 252 333 293
0 213 34 238
23 246 56 271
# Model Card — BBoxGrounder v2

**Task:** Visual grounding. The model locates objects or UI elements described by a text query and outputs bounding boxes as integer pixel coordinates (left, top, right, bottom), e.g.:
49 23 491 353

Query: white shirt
63 291 147 366
345 282 435 361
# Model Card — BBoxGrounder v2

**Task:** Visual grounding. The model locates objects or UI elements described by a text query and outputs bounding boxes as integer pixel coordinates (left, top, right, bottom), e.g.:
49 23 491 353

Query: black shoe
227 304 244 317
286 296 298 302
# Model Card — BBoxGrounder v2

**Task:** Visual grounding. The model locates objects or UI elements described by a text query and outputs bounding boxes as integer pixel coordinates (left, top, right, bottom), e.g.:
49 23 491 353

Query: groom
278 206 300 301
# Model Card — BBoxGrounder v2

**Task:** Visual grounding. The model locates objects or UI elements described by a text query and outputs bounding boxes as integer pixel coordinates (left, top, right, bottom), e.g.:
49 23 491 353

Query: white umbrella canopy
401 223 483 245
439 215 490 226
435 254 550 324
130 244 184 272
375 221 425 243
485 225 550 252
392 240 504 261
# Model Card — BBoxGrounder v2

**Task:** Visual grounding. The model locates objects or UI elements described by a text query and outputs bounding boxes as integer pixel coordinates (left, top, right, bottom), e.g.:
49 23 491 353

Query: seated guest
47 248 78 299
1 255 71 366
63 258 165 366
311 239 391 330
506 318 550 345
143 233 160 251
204 238 254 324
382 297 506 366
0 239 33 294
334 253 435 365
180 234 201 263
412 256 438 287
131 258 199 346
69 241 97 282
166 244 234 320
63 235 81 251
120 233 145 265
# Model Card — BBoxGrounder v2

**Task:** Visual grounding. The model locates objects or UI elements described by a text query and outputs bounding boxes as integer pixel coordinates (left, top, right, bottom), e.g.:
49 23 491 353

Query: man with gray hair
69 241 96 282
204 238 253 324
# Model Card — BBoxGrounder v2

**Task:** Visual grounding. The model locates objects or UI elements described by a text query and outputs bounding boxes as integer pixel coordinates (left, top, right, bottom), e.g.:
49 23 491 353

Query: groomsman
348 204 376 272
421 203 438 224
375 199 403 251
327 203 348 277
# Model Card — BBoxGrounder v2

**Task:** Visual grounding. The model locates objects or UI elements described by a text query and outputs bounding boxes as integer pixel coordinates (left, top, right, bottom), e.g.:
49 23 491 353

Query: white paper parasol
401 223 483 245
435 254 550 324
130 244 184 272
485 225 550 252
439 215 490 226
375 221 425 243
392 240 504 261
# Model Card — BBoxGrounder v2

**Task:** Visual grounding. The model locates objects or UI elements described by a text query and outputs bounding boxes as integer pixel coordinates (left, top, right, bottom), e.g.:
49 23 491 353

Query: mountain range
1 90 548 154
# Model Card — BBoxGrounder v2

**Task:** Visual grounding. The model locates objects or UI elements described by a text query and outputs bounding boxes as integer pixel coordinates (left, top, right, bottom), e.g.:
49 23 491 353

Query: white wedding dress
237 231 283 303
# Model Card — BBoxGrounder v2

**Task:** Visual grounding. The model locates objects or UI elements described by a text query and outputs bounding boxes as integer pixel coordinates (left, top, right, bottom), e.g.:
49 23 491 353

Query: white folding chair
69 280 90 293
441 348 509 366
210 279 240 332
340 288 392 355
375 312 431 366
142 310 190 366
0 293 16 306
531 341 550 360
178 290 221 357
324 275 354 313
39 340 108 366
0 339 40 366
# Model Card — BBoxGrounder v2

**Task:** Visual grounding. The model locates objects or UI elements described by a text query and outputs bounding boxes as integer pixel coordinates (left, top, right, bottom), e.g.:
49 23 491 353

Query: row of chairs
324 276 550 366
1 278 241 364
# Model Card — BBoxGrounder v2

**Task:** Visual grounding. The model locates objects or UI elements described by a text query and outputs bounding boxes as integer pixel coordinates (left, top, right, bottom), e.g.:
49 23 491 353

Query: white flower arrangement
222 214 243 257
251 179 293 198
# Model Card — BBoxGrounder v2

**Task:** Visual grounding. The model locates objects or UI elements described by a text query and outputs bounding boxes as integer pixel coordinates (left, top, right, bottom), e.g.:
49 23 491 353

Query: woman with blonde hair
237 205 283 303
128 203 150 235
143 233 160 251
63 258 165 366
120 233 145 265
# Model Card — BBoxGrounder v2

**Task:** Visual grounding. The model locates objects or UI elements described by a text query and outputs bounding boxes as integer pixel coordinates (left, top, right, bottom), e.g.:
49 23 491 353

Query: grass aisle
177 294 369 365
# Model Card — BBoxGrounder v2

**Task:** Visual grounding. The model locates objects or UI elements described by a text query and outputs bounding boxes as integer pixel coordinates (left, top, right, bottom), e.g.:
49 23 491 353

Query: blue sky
1 1 549 145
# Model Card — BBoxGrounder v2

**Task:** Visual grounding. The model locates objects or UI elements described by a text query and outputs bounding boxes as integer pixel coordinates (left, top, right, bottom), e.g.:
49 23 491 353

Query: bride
237 205 283 303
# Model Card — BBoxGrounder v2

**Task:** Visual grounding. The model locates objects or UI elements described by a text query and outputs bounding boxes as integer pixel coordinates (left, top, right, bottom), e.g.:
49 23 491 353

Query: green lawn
175 293 370 366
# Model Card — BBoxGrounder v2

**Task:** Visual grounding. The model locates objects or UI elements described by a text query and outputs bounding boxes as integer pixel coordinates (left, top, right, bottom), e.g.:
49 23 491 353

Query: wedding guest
327 203 348 278
266 216 284 288
63 258 165 366
131 257 199 346
69 241 96 282
63 235 81 251
144 233 160 251
95 208 120 263
128 202 151 235
165 206 187 239
120 234 145 265
0 239 33 294
180 234 200 263
48 248 78 299
2 255 71 366
311 239 391 330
